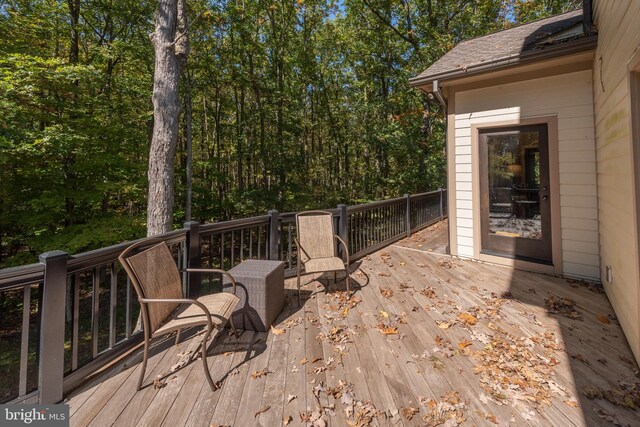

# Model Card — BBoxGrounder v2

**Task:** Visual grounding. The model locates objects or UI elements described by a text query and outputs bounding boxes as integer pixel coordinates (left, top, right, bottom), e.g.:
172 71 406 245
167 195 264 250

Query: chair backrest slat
296 211 335 262
122 242 183 333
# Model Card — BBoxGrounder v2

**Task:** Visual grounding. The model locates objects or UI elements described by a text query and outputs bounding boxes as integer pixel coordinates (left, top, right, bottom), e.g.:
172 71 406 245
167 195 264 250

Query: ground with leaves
67 224 640 426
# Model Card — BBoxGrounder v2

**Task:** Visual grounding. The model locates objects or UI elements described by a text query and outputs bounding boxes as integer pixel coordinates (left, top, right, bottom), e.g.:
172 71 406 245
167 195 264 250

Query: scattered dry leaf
380 287 393 298
458 313 477 325
254 405 270 418
251 368 271 379
271 325 286 335
597 314 610 324
283 415 293 425
401 406 419 420
457 340 472 350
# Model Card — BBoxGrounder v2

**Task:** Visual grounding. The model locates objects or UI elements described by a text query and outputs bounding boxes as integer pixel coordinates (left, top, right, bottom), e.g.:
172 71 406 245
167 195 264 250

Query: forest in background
0 0 580 266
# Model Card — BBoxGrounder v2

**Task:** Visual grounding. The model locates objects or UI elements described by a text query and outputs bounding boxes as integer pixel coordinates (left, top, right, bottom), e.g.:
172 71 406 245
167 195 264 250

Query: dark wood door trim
478 124 553 263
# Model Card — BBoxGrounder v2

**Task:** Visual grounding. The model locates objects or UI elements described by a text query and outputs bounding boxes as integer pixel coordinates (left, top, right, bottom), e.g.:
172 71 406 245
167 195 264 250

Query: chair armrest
334 235 350 266
138 297 213 330
186 268 237 295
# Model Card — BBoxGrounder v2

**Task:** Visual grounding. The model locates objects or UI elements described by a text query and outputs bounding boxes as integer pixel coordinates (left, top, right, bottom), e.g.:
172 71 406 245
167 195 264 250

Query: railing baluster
109 262 117 349
220 232 225 270
231 230 235 267
125 275 131 339
19 284 31 396
240 228 245 261
91 267 99 358
71 274 79 370
287 225 292 268
249 227 254 258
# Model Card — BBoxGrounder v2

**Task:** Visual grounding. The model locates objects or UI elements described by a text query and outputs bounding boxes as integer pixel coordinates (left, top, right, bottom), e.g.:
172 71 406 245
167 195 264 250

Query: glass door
479 124 552 263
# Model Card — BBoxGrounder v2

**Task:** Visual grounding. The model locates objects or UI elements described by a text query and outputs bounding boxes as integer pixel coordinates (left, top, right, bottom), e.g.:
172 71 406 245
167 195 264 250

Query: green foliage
0 0 563 266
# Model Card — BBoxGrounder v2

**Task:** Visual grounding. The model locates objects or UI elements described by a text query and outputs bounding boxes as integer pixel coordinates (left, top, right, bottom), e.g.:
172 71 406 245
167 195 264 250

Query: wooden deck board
67 221 640 427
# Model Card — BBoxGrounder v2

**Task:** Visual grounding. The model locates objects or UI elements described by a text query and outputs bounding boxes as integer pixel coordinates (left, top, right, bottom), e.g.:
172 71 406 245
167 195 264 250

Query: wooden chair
295 211 350 305
118 238 240 391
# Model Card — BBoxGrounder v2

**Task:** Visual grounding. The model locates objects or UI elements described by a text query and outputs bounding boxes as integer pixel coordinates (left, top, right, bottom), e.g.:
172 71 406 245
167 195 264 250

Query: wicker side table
223 259 285 331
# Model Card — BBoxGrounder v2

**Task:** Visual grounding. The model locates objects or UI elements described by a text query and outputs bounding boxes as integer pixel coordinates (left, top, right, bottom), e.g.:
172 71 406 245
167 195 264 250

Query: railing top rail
409 189 444 199
66 229 186 274
279 208 340 222
198 215 271 235
347 196 406 213
0 263 44 291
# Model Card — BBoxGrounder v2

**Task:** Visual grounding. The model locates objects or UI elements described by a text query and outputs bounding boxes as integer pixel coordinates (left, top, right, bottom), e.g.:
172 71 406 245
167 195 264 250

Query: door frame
478 124 552 262
471 115 563 275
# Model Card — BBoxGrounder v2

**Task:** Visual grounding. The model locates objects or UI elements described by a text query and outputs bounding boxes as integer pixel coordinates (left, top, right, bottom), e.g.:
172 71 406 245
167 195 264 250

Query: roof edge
409 35 597 89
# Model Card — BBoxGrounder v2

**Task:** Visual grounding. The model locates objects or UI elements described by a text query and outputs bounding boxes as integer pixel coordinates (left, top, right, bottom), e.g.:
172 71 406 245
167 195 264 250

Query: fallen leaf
287 394 297 404
300 358 308 365
380 287 393 298
564 400 579 407
378 326 398 335
458 313 477 325
283 415 293 425
153 378 166 389
379 310 389 318
437 321 451 329
457 340 472 349
271 325 286 335
251 368 271 379
597 314 610 324
401 406 419 420
254 405 270 418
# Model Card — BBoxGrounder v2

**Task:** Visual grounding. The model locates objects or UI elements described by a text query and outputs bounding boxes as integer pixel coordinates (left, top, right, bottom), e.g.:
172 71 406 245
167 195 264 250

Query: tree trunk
184 66 193 222
147 0 189 236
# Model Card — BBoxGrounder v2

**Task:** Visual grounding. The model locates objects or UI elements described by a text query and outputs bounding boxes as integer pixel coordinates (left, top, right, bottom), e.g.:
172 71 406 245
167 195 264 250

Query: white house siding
593 0 640 362
453 70 599 279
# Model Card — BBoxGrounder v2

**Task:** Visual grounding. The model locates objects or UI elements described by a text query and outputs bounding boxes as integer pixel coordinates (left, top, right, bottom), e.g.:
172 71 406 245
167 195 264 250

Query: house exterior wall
593 0 640 362
452 70 599 279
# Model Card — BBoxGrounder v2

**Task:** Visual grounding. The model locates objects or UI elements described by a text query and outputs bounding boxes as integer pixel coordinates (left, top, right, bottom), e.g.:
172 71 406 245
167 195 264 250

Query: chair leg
333 271 337 287
201 325 218 391
345 269 350 295
174 329 181 345
137 340 150 391
297 269 301 306
229 315 240 339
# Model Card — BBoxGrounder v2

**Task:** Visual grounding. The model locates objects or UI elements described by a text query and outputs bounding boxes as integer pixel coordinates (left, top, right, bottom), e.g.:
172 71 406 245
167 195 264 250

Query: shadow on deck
66 221 640 426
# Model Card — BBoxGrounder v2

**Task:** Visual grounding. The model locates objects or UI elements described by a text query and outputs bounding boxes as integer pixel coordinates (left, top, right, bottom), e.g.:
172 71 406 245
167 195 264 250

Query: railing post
184 221 201 298
38 250 68 404
337 204 348 261
404 194 411 237
439 187 444 220
268 210 280 260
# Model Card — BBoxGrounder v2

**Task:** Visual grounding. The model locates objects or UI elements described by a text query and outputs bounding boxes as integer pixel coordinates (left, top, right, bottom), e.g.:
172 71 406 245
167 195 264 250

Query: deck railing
0 189 446 404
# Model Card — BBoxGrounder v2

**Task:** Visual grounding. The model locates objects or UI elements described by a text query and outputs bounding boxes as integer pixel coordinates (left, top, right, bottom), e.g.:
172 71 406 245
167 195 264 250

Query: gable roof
410 9 597 88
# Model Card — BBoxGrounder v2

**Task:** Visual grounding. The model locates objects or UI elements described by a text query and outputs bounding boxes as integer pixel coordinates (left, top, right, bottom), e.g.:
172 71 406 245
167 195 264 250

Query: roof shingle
411 10 591 85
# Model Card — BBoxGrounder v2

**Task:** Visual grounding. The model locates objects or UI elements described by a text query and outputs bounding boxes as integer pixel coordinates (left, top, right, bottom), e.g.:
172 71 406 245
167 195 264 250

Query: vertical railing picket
38 250 68 404
338 204 348 261
439 187 444 221
19 284 31 396
184 221 201 298
404 194 411 237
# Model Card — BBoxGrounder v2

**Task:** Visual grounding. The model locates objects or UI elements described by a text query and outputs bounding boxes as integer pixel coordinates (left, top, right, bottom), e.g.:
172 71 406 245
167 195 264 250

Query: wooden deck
67 223 640 426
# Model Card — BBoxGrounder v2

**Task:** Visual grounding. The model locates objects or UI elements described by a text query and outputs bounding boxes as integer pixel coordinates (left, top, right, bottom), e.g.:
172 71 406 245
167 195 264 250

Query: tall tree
147 0 189 235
